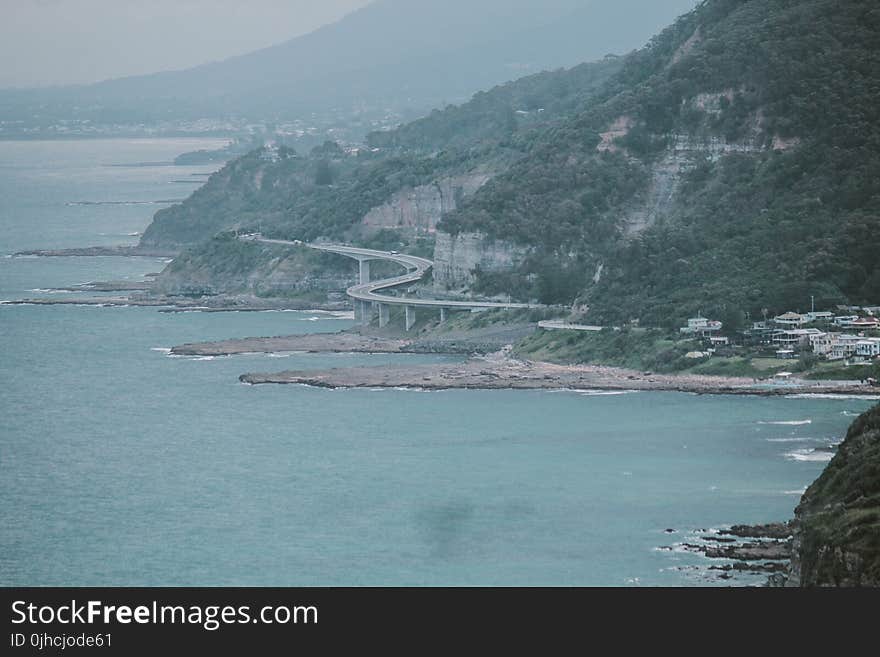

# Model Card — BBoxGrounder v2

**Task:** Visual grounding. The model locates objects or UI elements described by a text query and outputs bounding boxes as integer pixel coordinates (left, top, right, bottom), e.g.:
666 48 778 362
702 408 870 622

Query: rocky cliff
432 231 525 291
619 132 768 236
786 404 880 587
362 172 492 235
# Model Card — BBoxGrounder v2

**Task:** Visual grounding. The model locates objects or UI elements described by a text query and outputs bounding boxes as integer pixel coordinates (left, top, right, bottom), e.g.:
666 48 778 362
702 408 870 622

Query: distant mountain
0 0 696 129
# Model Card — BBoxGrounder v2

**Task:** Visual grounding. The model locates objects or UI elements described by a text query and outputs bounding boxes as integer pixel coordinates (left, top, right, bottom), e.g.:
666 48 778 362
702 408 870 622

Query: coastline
3 295 351 313
167 332 880 397
237 355 879 397
12 245 178 258
172 332 408 356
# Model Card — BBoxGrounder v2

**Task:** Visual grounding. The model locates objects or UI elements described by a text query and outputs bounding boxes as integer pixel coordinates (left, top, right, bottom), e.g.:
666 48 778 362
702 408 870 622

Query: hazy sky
0 0 372 88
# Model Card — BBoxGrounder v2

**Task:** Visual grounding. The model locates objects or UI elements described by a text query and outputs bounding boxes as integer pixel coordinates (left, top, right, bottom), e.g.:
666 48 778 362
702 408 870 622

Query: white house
829 334 863 361
809 332 836 356
680 317 723 336
855 339 880 359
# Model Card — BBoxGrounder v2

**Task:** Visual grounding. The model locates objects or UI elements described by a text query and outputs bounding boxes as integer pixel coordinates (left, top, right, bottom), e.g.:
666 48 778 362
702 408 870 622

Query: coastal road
244 236 543 311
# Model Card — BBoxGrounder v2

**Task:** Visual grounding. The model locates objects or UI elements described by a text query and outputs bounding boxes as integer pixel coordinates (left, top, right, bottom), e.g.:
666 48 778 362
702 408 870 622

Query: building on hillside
743 321 776 344
833 315 860 327
855 339 880 359
773 312 808 327
772 328 824 348
829 334 863 361
680 316 723 336
809 332 837 356
775 349 796 359
805 311 834 323
849 316 880 330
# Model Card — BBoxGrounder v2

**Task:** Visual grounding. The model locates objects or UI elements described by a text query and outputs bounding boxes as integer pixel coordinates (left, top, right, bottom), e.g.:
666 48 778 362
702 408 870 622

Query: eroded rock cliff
432 231 525 291
362 173 492 234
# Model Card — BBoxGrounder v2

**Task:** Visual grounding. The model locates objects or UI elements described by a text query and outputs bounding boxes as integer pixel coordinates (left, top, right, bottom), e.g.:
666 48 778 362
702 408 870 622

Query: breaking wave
758 419 811 425
784 448 834 463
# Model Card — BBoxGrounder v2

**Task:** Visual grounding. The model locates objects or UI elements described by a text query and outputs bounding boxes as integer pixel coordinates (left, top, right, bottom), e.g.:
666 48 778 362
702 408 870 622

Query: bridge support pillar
361 300 374 326
440 307 447 323
358 259 370 285
405 305 416 332
378 303 390 328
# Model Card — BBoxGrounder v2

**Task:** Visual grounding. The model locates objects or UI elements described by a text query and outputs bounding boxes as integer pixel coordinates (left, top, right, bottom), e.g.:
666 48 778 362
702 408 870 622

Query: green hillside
143 0 879 324
440 0 880 324
790 403 880 586
140 55 622 250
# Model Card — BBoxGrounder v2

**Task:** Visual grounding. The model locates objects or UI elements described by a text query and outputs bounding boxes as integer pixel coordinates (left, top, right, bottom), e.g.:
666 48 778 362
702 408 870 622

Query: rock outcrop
787 404 880 587
432 231 526 291
362 172 492 234
620 132 766 236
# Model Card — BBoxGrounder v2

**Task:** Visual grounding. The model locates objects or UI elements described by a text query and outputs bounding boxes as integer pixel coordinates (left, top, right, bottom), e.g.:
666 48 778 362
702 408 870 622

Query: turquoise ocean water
0 139 875 586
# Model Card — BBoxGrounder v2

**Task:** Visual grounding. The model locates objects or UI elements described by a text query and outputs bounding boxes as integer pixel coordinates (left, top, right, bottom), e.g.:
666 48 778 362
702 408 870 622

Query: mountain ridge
0 0 696 128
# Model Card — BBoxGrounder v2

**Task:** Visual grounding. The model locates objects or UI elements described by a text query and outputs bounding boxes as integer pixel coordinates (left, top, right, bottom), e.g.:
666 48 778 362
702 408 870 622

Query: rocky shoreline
172 332 407 356
237 354 879 397
4 294 351 313
659 523 793 582
13 245 177 258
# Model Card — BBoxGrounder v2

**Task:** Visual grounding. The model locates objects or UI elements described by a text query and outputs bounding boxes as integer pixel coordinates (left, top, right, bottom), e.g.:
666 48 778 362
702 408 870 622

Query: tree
314 160 333 186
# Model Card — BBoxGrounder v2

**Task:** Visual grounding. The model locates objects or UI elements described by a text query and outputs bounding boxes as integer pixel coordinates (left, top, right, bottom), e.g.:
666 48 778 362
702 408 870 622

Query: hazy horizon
0 0 371 89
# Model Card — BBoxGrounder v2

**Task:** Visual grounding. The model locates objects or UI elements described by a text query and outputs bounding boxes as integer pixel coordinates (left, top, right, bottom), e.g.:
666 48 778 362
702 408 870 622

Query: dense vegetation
145 0 879 327
792 403 880 586
140 57 621 251
367 57 623 152
440 0 880 322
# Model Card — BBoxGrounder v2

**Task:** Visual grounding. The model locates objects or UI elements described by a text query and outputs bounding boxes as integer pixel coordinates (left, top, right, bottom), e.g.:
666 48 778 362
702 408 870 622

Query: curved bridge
243 236 542 330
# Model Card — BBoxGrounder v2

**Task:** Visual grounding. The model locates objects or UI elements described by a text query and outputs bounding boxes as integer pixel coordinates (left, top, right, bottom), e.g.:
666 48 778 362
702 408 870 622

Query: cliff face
432 231 525 291
619 132 767 236
787 404 880 587
362 173 492 234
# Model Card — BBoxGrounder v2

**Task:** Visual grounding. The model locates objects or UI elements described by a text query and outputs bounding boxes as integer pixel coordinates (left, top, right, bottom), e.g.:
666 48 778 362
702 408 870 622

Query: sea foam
784 448 833 463
758 419 811 425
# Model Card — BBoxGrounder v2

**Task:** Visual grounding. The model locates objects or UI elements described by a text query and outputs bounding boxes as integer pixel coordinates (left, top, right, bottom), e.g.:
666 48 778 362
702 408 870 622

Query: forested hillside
144 0 880 324
140 55 623 248
439 0 880 324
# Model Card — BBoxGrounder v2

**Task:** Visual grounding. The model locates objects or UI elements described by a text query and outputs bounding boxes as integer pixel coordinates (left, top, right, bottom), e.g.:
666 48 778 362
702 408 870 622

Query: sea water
0 139 874 586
